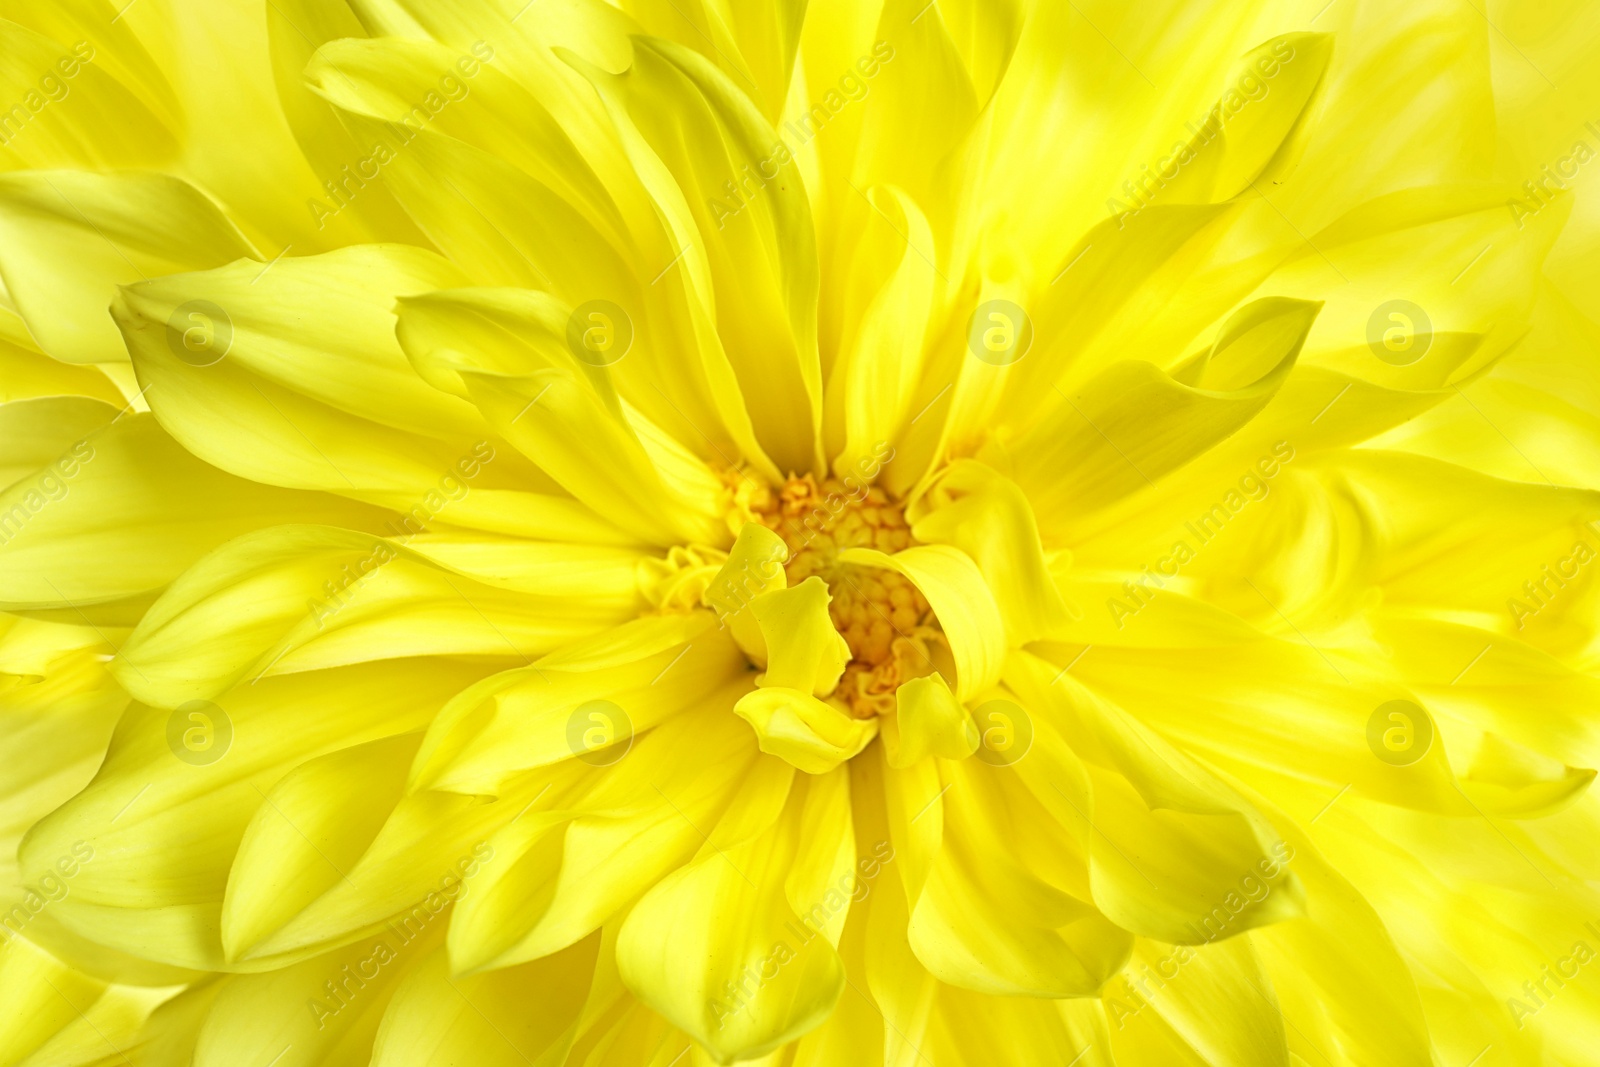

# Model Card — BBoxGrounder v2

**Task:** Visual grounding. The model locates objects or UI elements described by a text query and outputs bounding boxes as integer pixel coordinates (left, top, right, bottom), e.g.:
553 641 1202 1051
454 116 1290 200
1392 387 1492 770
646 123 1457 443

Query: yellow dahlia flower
5 0 1600 1064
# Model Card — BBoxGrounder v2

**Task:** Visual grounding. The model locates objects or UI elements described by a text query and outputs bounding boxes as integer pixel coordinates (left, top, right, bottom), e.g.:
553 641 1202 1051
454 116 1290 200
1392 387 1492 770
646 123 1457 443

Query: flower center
740 475 945 719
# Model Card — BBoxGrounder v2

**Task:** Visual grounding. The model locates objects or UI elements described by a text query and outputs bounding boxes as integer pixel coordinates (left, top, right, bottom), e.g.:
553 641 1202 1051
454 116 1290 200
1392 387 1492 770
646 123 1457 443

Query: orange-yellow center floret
739 474 944 718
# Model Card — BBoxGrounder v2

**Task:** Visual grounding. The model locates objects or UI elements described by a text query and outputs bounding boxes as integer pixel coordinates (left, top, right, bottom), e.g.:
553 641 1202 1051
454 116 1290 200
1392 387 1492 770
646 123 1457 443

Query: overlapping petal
0 1 1595 1065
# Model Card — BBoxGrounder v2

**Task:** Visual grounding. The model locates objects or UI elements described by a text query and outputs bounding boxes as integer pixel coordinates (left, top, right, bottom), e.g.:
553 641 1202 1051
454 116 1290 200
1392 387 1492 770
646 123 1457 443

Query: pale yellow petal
0 415 385 614
616 764 853 1063
447 703 760 973
368 940 599 1067
0 170 254 365
221 734 421 962
408 618 746 795
906 756 1131 997
16 660 483 971
113 525 637 707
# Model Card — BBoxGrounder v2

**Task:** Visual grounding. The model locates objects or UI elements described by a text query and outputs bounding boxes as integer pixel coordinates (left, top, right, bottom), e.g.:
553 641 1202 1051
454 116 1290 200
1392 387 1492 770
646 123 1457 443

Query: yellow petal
1334 452 1599 656
304 41 631 297
789 887 883 1067
0 935 174 1067
0 395 115 491
221 734 420 961
0 1 177 135
837 544 1004 700
851 0 978 226
783 766 856 948
1152 33 1334 206
908 459 1075 645
0 331 124 406
116 254 590 537
459 366 724 548
624 0 806 126
734 687 878 775
448 702 760 973
616 764 850 1063
1060 636 1476 816
394 286 623 408
0 935 107 1065
751 578 851 697
369 939 600 1067
401 531 648 600
1275 3 1495 225
263 0 434 246
1376 616 1600 786
906 755 1132 997
533 612 714 673
194 922 440 1067
1106 935 1288 1067
1243 791 1432 1067
409 618 746 795
0 21 175 173
704 521 789 661
1458 731 1596 819
16 661 484 971
240 773 563 963
305 32 622 246
885 673 977 769
963 202 1231 460
1008 651 1308 945
0 415 385 613
114 525 637 707
851 747 939 1067
0 631 125 963
0 170 253 364
873 744 944 912
123 979 223 1067
930 987 1115 1067
393 284 728 546
571 36 824 475
120 243 481 432
320 19 785 481
827 186 938 477
996 297 1315 527
1376 280 1600 490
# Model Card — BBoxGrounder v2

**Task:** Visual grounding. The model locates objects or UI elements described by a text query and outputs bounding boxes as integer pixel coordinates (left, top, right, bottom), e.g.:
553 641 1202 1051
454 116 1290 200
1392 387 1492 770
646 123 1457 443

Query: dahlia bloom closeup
5 0 1600 1064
